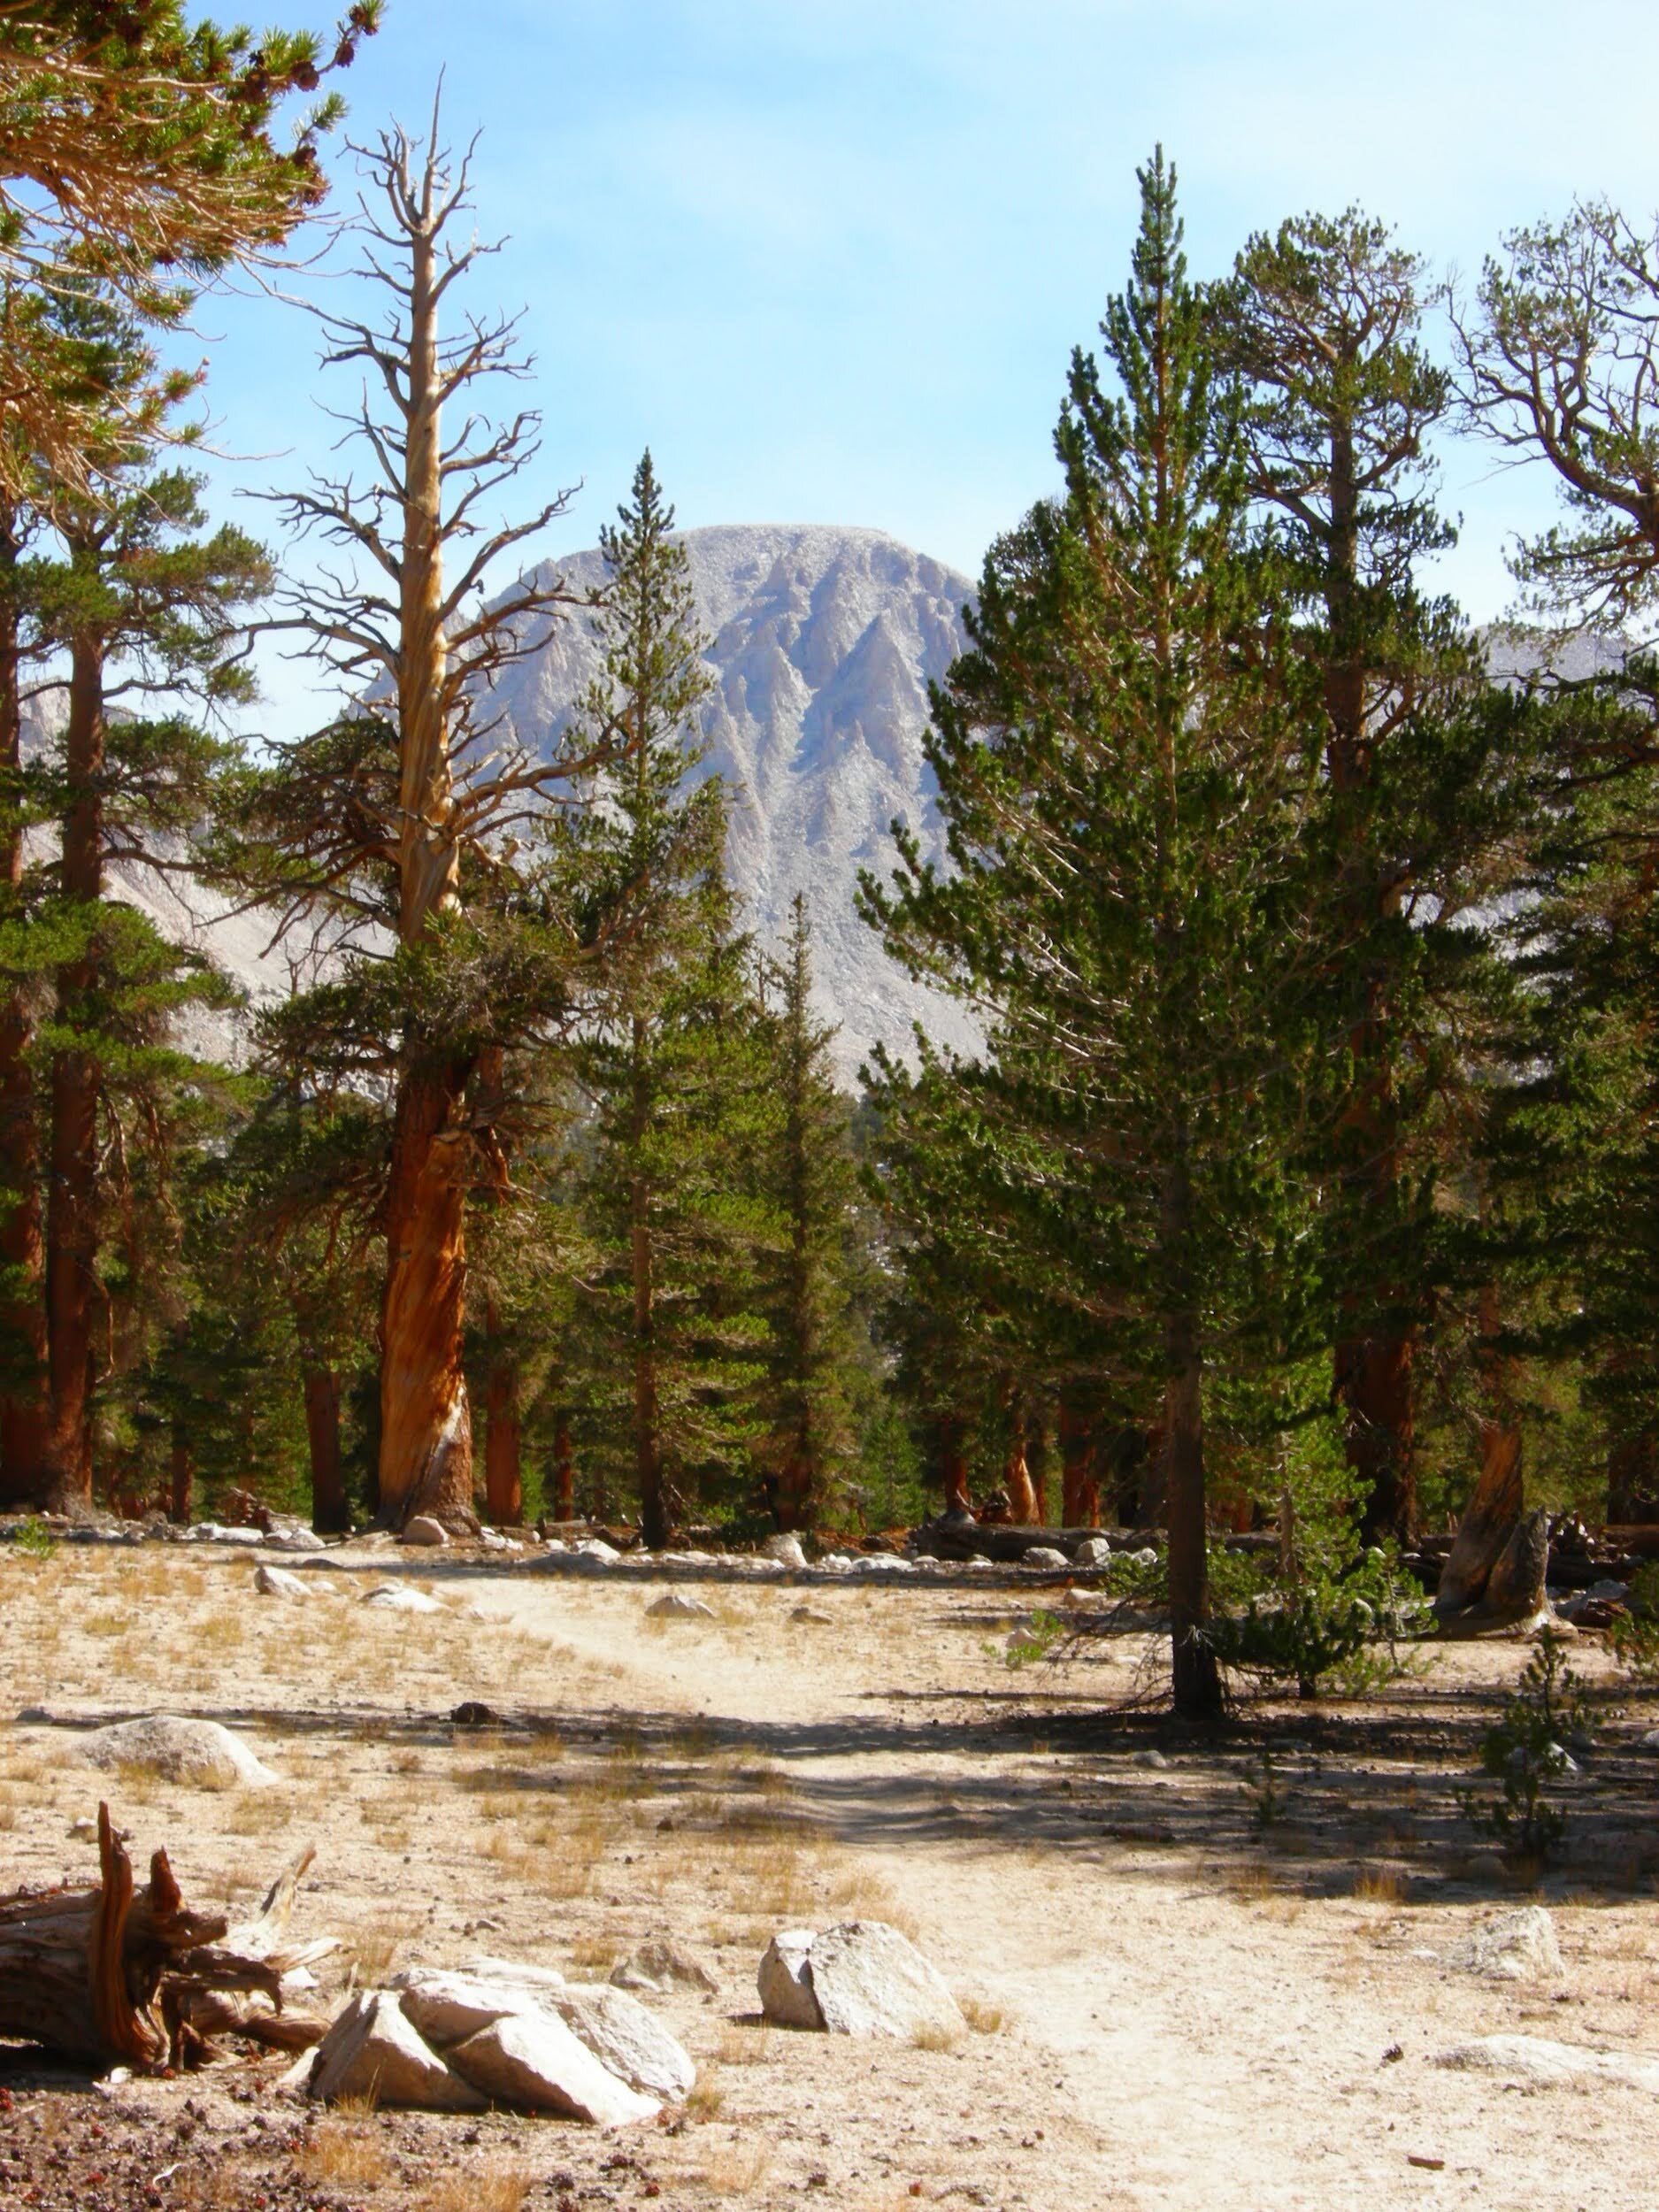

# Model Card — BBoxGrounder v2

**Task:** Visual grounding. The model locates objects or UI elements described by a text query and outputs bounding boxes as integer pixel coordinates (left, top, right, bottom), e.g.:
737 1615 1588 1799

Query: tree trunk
483 1320 523 1527
303 1366 348 1534
377 142 476 1536
168 1427 194 1526
1608 1432 1659 1525
0 510 47 1506
42 621 104 1516
1058 1394 1100 1527
1029 1410 1048 1526
551 1406 575 1521
631 1015 665 1548
1162 1148 1221 1722
1003 1432 1037 1525
1437 1282 1527 1618
379 1056 473 1529
937 1412 972 1519
1340 1326 1417 1548
774 1444 813 1532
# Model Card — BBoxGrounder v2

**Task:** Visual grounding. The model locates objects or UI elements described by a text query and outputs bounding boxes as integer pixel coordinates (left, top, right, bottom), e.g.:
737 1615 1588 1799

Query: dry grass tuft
1351 1865 1406 1906
911 2019 964 2053
417 2162 528 2212
958 1993 1005 2035
296 2118 392 2189
696 2138 771 2193
349 1927 400 1984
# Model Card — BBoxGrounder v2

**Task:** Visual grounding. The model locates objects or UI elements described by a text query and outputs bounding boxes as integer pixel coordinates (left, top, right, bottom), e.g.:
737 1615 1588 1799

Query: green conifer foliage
865 151 1332 1717
562 453 780 1546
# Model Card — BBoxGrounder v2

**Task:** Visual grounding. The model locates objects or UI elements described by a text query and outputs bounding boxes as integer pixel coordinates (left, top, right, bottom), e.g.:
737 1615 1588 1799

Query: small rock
361 1583 447 1615
401 1516 449 1548
762 1532 809 1571
254 1563 310 1601
308 1991 484 2110
1640 1727 1659 1751
1132 1748 1171 1770
445 2012 659 2124
265 1525 326 1553
758 1921 964 2041
1022 1547 1070 1571
83 1715 279 1792
790 1605 833 1625
647 1593 716 1620
1074 1536 1113 1568
390 1967 559 2047
449 1701 498 1728
1447 1907 1563 1984
1433 2034 1659 2093
186 1523 263 1547
609 1937 720 1996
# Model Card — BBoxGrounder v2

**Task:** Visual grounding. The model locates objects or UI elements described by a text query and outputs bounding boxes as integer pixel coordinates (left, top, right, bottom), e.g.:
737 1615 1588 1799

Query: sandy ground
2 1538 1657 2212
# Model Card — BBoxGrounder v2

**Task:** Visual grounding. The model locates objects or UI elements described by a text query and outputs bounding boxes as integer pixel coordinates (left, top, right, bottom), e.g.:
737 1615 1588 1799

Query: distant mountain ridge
493 523 981 1079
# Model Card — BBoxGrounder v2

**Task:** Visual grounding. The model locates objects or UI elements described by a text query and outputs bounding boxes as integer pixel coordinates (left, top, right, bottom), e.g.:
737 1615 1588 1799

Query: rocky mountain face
495 523 980 1080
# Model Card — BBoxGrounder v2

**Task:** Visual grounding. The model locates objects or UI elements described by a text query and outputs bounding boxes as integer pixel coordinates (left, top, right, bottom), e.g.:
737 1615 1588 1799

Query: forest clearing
3 1528 1658 2212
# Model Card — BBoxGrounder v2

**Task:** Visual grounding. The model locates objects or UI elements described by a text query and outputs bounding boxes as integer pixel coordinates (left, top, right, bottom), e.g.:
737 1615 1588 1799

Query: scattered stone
1074 1536 1113 1568
757 1929 823 2029
1023 1547 1070 1571
851 1554 914 1575
762 1532 809 1571
576 1539 620 1563
185 1523 263 1547
1127 1546 1158 1567
1132 1748 1171 1769
253 1562 310 1601
446 2012 659 2124
1447 1907 1563 1984
609 1936 720 1997
790 1604 833 1625
401 1516 449 1548
553 1984 695 2101
758 1921 964 2041
1433 2034 1659 2093
82 1714 279 1791
647 1592 716 1620
1640 1727 1659 1751
449 1701 499 1728
308 1991 485 2110
361 1583 447 1615
265 1525 326 1553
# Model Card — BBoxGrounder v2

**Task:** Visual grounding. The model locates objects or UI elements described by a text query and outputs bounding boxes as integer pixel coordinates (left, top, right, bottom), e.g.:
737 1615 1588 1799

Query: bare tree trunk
0 510 46 1506
380 1056 472 1528
376 135 476 1533
1003 1409 1037 1526
482 1303 522 1527
551 1405 575 1521
42 623 104 1516
303 1367 347 1534
168 1427 193 1526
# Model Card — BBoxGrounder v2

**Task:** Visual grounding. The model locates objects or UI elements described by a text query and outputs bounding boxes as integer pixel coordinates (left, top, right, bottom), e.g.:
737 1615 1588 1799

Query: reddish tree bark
379 1057 472 1528
551 1406 575 1522
1058 1395 1101 1528
42 622 104 1516
936 1413 972 1519
303 1367 347 1534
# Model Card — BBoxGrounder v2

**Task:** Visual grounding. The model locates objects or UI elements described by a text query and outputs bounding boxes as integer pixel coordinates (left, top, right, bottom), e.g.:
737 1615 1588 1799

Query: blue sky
197 0 1659 731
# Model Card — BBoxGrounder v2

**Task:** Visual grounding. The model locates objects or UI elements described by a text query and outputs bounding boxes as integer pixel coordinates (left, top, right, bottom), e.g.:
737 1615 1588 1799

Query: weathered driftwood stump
0 1808 330 2070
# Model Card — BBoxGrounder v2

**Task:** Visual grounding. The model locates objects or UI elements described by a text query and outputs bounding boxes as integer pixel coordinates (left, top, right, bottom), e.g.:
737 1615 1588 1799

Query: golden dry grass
296 2118 393 2190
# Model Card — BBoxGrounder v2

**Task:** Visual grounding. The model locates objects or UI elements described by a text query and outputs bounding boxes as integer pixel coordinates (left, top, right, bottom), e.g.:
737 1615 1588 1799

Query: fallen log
0 1809 330 2070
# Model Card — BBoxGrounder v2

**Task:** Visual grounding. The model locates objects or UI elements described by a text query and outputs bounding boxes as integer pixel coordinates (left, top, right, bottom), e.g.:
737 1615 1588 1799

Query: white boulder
759 1922 964 2040
1447 1907 1563 1984
83 1715 278 1791
647 1593 716 1621
254 1562 310 1601
757 1929 823 2030
361 1583 447 1615
762 1532 809 1571
388 1967 553 2048
446 2011 658 2124
1075 1536 1114 1568
609 1937 719 1996
1023 1547 1070 1571
265 1525 326 1553
1434 2034 1659 2093
401 1516 449 1548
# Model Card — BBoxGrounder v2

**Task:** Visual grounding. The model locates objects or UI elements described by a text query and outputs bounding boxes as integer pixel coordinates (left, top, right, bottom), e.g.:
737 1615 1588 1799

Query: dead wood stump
0 1809 329 2070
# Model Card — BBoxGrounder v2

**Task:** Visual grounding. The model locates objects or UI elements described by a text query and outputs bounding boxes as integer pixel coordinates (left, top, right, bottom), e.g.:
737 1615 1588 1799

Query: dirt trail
2 1547 1655 2211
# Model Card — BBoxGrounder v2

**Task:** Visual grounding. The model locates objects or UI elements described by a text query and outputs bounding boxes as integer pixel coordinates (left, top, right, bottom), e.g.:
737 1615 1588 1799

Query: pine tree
562 452 780 1548
864 151 1332 1717
1223 209 1475 1546
755 894 859 1532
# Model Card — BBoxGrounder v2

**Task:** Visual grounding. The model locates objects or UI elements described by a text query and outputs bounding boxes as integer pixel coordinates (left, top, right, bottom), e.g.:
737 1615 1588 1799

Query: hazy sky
196 0 1659 729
